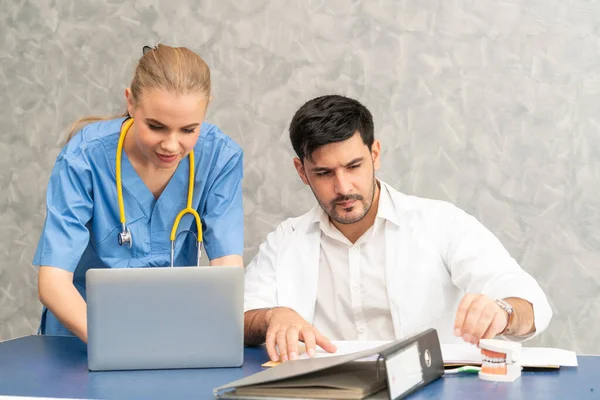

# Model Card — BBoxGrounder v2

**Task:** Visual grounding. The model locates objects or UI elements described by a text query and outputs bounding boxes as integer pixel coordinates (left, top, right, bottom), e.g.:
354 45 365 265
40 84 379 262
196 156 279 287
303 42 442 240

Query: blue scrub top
33 117 244 336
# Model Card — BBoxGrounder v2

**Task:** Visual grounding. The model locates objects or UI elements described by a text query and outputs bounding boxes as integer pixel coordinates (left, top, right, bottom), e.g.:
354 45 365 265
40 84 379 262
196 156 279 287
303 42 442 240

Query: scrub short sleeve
201 149 244 260
33 153 93 272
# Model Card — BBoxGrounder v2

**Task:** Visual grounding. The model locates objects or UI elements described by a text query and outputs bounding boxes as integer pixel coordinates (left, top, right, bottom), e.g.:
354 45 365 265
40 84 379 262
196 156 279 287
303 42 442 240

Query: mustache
331 194 363 207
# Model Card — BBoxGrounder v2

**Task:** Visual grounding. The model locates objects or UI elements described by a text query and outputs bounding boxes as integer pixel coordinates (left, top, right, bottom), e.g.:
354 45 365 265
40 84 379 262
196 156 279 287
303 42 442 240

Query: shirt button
352 284 360 292
358 326 366 333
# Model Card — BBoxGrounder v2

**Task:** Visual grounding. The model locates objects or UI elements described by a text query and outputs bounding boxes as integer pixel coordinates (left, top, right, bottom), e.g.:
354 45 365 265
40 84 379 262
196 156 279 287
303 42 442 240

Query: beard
315 174 377 225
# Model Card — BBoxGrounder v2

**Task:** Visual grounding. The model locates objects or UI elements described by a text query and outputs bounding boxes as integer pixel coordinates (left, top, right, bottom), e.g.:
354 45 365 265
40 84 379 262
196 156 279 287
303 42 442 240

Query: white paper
300 341 578 367
441 343 578 367
298 340 390 361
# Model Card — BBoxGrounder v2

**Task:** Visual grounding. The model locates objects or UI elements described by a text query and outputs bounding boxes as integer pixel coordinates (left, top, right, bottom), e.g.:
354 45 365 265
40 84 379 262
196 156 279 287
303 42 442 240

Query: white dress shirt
244 180 552 344
313 185 396 340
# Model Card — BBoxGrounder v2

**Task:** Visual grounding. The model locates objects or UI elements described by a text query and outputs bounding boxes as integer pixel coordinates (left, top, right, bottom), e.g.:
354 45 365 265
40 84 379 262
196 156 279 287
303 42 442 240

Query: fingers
315 328 337 353
300 327 317 357
454 293 476 338
269 326 333 362
460 298 486 344
265 308 329 362
468 302 497 343
482 324 496 340
483 312 509 339
276 329 289 361
286 327 300 360
265 330 279 362
456 294 509 345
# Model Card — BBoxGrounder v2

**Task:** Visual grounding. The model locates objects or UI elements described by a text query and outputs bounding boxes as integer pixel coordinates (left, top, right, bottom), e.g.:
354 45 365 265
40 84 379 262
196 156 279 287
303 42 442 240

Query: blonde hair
65 44 211 142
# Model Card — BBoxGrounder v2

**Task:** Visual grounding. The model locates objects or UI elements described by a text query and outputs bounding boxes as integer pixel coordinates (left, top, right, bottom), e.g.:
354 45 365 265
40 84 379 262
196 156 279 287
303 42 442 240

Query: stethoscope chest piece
118 226 132 249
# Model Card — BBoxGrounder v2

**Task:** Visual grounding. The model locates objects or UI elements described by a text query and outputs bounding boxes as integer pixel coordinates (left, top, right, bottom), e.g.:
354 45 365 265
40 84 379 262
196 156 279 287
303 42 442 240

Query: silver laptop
86 266 244 371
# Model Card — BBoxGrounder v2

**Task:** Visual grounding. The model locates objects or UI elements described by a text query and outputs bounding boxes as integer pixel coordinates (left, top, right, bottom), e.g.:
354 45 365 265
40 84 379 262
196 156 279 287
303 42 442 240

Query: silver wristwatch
495 299 515 334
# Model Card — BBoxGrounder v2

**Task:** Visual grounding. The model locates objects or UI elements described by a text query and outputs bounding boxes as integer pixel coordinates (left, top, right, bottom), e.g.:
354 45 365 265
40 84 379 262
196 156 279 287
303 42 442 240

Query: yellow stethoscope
115 118 203 267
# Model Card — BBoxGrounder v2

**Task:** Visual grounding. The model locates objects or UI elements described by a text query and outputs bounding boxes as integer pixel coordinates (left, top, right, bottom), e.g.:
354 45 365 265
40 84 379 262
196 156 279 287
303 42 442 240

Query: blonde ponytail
65 112 129 143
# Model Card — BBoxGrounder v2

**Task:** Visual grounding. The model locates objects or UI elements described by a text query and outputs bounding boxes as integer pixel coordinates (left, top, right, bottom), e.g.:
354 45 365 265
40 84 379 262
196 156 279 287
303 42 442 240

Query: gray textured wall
1 0 598 353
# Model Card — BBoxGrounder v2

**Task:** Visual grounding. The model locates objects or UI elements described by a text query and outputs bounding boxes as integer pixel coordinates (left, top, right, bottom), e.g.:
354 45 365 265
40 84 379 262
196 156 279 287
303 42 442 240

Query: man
244 95 552 363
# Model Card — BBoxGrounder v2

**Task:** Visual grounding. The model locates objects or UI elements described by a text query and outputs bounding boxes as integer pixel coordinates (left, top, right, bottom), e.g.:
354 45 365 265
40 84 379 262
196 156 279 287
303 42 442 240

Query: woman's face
126 88 209 170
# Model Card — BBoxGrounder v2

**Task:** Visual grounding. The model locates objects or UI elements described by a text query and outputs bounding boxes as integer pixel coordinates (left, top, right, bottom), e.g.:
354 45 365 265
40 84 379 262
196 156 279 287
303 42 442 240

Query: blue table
0 335 597 399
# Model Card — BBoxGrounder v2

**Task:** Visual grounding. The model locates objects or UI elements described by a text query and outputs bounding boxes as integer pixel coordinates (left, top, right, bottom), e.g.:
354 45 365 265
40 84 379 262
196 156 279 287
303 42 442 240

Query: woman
34 44 244 342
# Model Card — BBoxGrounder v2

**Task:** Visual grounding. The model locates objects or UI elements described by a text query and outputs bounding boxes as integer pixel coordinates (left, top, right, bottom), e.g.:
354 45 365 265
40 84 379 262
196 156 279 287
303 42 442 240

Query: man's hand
266 307 337 362
453 294 508 345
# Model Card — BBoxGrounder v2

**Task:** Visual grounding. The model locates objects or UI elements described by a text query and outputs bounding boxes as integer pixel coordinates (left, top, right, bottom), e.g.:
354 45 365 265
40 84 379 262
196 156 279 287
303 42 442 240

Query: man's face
294 132 381 224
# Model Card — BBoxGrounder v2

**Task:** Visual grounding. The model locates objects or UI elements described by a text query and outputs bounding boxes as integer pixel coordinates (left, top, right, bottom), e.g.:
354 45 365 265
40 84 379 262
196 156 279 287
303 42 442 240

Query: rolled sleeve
33 153 93 272
443 205 553 340
201 149 244 260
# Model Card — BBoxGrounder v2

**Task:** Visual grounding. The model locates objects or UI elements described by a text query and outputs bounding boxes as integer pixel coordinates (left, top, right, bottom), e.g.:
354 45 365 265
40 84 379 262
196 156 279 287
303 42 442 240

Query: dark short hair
289 95 375 162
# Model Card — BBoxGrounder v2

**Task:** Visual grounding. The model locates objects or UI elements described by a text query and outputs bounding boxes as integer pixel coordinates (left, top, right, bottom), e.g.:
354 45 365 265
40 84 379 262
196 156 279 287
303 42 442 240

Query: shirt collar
377 180 400 226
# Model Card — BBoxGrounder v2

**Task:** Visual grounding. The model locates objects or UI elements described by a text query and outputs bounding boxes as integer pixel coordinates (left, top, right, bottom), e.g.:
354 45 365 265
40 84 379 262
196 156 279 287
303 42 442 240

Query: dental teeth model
478 339 522 382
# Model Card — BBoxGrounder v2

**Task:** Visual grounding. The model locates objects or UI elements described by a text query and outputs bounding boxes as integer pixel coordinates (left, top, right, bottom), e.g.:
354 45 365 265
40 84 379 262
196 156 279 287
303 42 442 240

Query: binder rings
214 328 444 400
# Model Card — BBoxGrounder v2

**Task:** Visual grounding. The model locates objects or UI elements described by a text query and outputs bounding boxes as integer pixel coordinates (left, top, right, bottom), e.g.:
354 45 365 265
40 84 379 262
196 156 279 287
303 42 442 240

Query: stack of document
285 341 578 368
216 330 445 400
225 361 386 399
441 343 578 367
